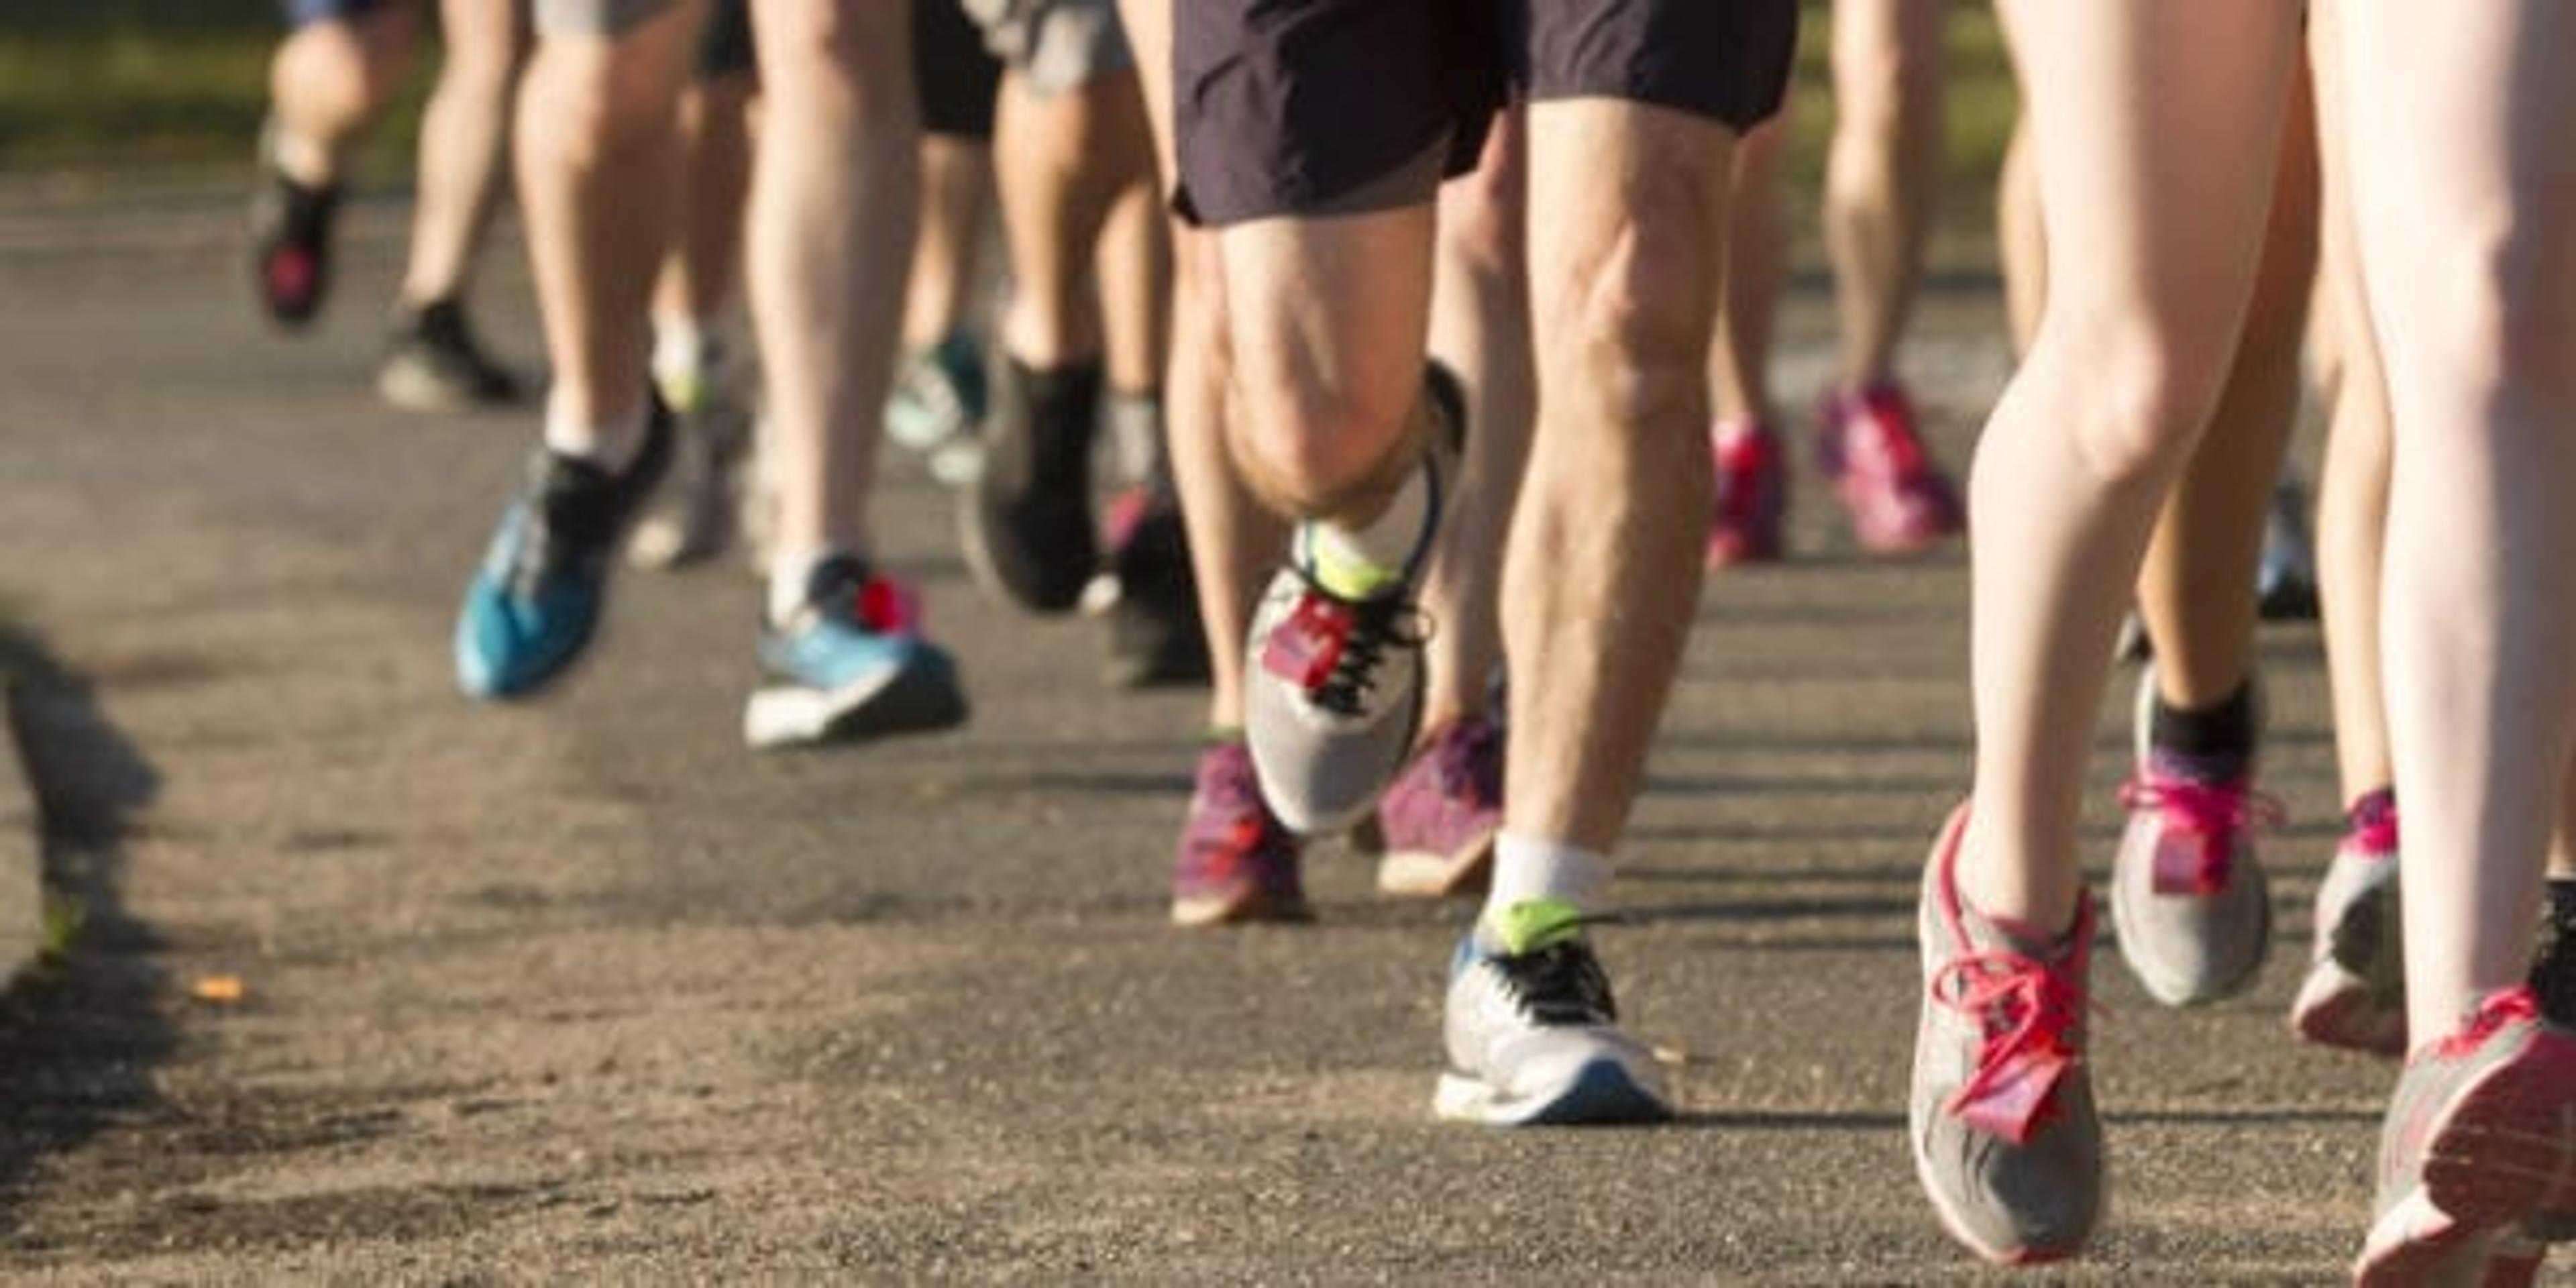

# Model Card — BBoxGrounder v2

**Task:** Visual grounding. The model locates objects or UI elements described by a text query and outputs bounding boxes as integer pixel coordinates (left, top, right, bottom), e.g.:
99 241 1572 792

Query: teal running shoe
743 554 968 749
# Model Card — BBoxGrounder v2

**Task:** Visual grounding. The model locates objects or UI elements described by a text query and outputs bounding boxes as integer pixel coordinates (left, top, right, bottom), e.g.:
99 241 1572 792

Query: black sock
2547 877 2576 930
2149 680 2258 771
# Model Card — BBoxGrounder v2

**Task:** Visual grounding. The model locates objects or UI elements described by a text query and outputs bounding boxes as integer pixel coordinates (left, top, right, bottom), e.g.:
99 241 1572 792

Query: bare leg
747 0 919 559
2133 60 2318 710
1708 113 1788 427
1507 100 1736 851
1825 0 1945 387
1420 115 1532 733
268 4 423 185
901 136 994 351
515 1 703 453
994 68 1155 371
1955 3 2300 932
1095 164 1170 401
400 0 528 307
653 72 757 330
2338 0 2576 1040
1992 0 2043 354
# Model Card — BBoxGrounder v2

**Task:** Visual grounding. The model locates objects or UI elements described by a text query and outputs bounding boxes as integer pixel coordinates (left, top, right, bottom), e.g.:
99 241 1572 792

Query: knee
2394 235 2576 411
755 0 912 119
1534 214 1715 447
2043 328 2232 489
1230 368 1420 515
524 45 681 168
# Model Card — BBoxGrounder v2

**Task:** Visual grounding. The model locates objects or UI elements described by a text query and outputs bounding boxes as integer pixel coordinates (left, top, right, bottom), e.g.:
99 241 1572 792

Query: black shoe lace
505 415 667 598
1493 936 1620 1028
1288 568 1428 718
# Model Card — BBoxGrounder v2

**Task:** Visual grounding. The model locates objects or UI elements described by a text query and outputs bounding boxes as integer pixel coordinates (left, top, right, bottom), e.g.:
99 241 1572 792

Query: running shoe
1434 898 1670 1126
1814 382 1964 554
630 340 754 572
2109 669 2279 1006
2290 792 2407 1057
455 405 673 699
961 358 1101 613
2256 478 2321 622
743 555 967 749
379 299 523 411
1170 741 1309 926
248 123 339 329
1704 420 1786 570
888 332 988 466
1099 488 1211 689
1373 716 1503 898
1911 804 2104 1266
2355 987 2576 1286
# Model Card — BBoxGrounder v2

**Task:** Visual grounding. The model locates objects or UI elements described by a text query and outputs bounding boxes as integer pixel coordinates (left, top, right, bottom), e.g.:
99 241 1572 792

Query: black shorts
918 0 1006 140
698 0 753 78
1174 0 1796 226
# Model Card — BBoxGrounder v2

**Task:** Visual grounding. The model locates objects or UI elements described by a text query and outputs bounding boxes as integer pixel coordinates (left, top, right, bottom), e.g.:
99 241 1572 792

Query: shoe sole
2357 1028 2576 1285
1432 1059 1670 1127
1169 890 1313 928
1375 829 1497 899
2289 961 2408 1057
743 664 969 750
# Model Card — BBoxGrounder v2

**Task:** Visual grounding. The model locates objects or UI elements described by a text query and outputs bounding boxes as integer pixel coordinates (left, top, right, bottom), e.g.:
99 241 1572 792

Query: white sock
767 544 849 627
1484 833 1612 922
543 399 649 473
1302 457 1434 598
651 315 722 384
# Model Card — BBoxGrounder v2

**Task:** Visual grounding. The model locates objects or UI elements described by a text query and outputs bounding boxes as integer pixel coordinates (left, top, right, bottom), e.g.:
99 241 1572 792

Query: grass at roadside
1 1 2019 212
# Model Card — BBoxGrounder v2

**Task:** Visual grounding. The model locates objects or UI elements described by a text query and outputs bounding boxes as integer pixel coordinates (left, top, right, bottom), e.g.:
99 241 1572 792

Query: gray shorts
961 0 1131 94
533 0 674 37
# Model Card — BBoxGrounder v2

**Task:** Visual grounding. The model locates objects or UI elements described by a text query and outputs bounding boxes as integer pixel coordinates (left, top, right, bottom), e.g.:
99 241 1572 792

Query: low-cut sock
2548 876 2576 932
1483 833 1611 929
543 400 651 475
2149 679 2257 782
1301 456 1434 600
768 544 861 628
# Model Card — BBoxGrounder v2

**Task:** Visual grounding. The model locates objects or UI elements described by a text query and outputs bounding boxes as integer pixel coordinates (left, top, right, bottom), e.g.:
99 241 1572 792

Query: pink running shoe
1705 421 1786 570
2355 987 2576 1286
1373 717 1504 898
1815 383 1964 554
2291 791 2408 1057
1171 741 1310 927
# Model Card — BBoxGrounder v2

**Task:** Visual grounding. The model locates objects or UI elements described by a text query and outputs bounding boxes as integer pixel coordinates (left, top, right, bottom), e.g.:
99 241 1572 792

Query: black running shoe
961 357 1101 613
1101 489 1210 688
249 127 339 329
380 299 523 411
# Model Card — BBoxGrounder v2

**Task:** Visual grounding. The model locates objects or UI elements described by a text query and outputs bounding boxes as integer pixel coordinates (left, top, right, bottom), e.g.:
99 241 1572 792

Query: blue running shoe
743 554 969 749
455 402 673 699
1434 898 1670 1126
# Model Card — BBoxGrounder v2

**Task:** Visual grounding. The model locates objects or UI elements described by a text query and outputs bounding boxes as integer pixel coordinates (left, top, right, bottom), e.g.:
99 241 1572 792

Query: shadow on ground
0 624 167 1230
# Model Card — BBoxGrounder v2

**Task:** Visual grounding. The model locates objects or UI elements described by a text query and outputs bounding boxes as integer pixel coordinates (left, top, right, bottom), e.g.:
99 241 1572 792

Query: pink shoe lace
2429 986 2543 1062
1932 908 2093 1146
2116 773 2285 896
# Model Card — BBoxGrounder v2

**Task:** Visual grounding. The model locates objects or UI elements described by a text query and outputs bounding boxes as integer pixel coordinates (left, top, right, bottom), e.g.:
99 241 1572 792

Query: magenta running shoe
1705 420 1786 570
2291 790 2408 1057
1374 716 1504 898
1815 382 1963 554
1171 741 1310 927
2355 987 2576 1286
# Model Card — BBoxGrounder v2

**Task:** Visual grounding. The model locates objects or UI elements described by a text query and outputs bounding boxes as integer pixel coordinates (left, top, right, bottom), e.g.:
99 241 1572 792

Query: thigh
2012 3 2300 368
1173 0 1498 226
1516 0 1796 133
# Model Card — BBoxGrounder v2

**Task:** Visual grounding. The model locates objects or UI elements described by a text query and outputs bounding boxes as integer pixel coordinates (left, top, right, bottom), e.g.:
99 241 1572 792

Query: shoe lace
2116 776 2285 894
1493 930 1621 1027
807 559 919 637
506 462 617 598
1931 942 2091 1145
2433 987 2544 1061
1263 572 1428 718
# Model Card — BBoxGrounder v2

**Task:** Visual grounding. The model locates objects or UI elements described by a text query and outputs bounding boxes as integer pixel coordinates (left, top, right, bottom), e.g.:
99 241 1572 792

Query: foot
2355 988 2576 1285
743 555 968 750
1815 382 1963 555
961 358 1102 612
630 343 754 572
888 332 989 487
1434 898 1670 1126
2109 669 2279 1006
454 404 674 700
1170 741 1309 926
1704 420 1786 570
1911 805 2104 1266
1097 487 1212 689
248 123 337 329
2290 792 2407 1057
1373 716 1503 898
379 299 524 412
2257 479 2321 622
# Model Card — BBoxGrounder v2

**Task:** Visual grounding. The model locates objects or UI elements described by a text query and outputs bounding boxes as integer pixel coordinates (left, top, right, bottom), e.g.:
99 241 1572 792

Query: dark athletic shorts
698 0 754 78
918 0 1006 139
1174 0 1797 226
282 0 385 26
